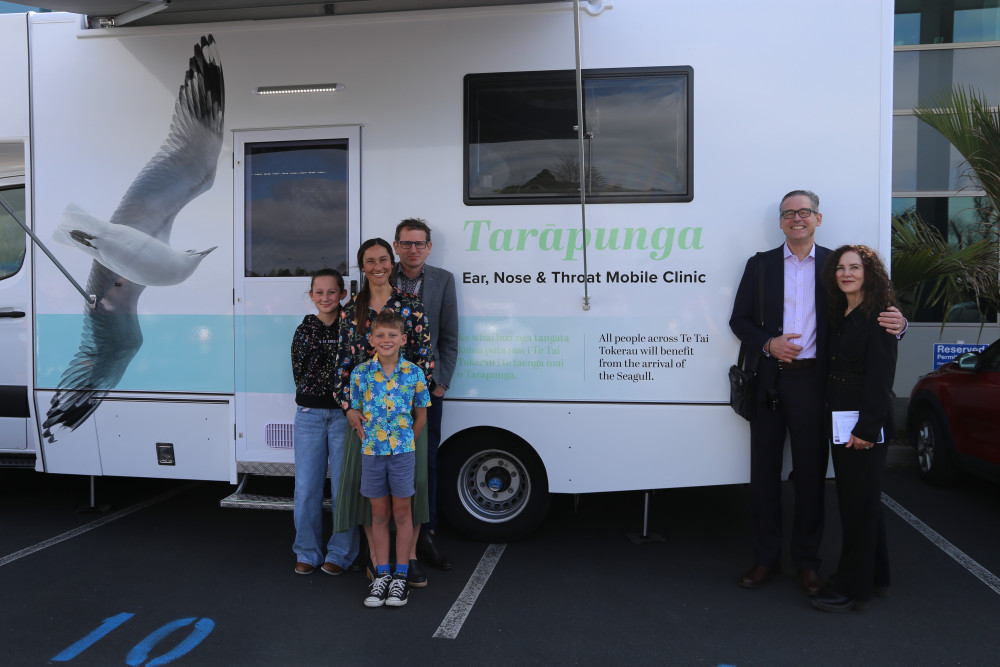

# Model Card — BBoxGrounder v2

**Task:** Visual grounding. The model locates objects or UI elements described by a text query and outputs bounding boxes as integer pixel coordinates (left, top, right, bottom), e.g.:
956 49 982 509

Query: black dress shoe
407 559 428 588
362 554 376 582
739 565 774 589
811 587 869 612
828 574 889 600
417 531 453 571
798 569 822 597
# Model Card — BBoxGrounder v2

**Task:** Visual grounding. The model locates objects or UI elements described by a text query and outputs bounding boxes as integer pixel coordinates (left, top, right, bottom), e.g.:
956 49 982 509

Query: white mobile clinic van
0 0 893 540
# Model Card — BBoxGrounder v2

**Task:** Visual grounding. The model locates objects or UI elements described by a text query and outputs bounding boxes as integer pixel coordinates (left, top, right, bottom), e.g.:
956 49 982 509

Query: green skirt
333 424 429 531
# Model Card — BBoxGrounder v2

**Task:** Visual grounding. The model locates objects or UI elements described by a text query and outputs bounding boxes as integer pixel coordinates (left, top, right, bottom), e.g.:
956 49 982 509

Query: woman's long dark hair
353 238 395 334
821 244 895 318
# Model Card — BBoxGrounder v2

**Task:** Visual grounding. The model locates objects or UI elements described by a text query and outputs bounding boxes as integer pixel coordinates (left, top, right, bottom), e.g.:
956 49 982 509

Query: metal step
219 491 331 512
0 453 36 468
219 467 331 512
236 461 295 476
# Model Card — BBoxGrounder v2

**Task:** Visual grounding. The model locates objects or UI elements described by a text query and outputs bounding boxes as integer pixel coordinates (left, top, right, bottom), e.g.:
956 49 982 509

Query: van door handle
0 310 25 318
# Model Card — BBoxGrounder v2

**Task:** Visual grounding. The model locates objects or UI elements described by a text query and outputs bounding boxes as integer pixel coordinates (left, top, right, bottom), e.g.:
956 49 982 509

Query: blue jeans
293 406 359 568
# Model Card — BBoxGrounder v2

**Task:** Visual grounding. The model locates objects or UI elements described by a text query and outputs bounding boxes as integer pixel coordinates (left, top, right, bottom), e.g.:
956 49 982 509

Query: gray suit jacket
401 263 459 389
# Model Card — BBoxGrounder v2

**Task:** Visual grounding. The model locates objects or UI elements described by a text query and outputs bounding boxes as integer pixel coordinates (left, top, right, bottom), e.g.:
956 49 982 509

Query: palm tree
894 86 1000 328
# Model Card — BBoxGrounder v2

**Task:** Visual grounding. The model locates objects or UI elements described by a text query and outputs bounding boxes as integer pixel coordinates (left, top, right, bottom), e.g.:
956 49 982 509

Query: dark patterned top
291 314 341 409
394 263 424 298
335 287 434 411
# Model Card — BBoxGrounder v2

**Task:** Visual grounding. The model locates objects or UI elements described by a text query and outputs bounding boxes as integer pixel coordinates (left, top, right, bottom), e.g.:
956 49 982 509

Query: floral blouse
336 287 434 412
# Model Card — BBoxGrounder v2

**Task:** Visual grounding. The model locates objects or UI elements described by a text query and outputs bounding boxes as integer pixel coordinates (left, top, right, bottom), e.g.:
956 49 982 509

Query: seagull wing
42 261 145 443
108 35 225 242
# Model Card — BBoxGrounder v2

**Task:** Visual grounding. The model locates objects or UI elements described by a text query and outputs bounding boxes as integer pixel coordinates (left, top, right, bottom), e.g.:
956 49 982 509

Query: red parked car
907 337 1000 484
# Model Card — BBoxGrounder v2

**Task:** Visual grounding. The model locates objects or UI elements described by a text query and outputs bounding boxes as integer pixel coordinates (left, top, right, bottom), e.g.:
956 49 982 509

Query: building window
893 47 1000 110
0 186 25 280
893 196 997 322
892 115 974 192
895 0 1000 45
465 67 692 205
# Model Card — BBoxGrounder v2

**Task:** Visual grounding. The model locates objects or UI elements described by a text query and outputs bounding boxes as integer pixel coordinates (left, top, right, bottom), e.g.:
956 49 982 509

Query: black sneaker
364 574 392 608
385 573 409 607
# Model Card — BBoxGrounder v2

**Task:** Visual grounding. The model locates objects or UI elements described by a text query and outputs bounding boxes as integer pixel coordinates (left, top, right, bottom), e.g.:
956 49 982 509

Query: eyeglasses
396 241 428 250
780 208 818 220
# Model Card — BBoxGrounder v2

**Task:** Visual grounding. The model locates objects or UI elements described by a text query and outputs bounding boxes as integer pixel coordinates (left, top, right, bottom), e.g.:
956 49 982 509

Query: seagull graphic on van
42 35 224 443
54 203 217 286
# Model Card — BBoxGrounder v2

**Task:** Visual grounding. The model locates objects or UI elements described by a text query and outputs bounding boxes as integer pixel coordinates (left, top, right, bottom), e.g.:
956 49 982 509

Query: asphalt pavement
2 446 999 666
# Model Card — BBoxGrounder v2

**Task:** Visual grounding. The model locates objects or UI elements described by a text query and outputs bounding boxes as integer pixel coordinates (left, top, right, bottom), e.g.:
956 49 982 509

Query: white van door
0 177 28 452
233 127 361 465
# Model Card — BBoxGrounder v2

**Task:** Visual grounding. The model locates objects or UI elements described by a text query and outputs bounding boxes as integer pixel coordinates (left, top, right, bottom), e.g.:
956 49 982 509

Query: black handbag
729 258 765 421
729 347 756 420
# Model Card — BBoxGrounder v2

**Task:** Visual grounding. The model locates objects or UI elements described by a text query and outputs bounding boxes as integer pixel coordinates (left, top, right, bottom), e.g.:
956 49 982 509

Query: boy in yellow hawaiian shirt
351 311 431 608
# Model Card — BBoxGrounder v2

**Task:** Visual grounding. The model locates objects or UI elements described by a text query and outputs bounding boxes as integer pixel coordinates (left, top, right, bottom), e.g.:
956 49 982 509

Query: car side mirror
955 351 980 370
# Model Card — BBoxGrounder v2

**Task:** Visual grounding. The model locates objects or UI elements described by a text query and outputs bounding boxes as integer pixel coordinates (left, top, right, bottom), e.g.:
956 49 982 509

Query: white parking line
882 492 1000 595
433 543 506 639
0 483 197 568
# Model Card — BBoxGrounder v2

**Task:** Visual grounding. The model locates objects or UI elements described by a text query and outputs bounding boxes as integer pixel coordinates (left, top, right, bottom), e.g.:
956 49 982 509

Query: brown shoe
798 569 822 596
321 562 345 576
739 565 774 589
294 562 315 575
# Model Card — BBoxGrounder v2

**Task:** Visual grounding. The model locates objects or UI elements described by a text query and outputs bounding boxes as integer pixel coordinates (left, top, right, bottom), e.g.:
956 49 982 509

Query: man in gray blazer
394 218 458 573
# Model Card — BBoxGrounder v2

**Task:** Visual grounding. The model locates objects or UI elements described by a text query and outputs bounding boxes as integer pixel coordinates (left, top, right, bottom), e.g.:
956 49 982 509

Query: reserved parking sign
933 343 989 369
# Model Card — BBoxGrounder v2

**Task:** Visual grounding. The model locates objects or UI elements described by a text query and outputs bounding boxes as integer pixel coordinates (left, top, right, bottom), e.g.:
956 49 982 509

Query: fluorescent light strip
254 83 344 95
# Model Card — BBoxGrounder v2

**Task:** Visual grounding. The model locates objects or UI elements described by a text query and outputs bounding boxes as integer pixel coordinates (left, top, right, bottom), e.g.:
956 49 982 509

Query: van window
465 67 692 205
243 139 350 277
0 186 26 280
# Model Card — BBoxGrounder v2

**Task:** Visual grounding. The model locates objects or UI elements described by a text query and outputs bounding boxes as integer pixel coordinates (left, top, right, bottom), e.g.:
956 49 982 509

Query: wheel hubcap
456 449 530 523
916 420 934 473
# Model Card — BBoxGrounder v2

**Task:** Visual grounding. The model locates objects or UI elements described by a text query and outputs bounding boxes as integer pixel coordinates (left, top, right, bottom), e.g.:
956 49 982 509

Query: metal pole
572 0 591 311
0 193 97 308
642 491 650 537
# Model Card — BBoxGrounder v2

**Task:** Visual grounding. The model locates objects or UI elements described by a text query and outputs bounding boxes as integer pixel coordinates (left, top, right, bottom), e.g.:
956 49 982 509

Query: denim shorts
360 451 415 499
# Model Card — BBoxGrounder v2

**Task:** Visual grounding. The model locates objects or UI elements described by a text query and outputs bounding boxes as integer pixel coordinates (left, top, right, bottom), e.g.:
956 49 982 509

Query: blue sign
933 343 988 369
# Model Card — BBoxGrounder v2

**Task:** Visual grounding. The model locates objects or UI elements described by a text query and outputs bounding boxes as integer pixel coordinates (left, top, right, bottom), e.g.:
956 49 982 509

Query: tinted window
465 67 692 205
979 339 1000 371
0 186 26 280
244 140 350 277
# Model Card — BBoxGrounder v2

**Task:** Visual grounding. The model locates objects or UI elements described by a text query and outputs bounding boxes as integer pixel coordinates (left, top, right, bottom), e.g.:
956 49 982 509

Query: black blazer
826 308 898 442
729 244 831 396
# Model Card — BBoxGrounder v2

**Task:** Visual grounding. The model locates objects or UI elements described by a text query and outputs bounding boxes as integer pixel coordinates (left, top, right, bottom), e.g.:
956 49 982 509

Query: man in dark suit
394 218 458 576
729 190 905 597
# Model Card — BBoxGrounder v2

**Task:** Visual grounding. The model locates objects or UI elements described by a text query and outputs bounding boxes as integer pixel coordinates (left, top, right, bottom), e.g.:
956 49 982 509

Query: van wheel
440 434 549 542
913 407 957 485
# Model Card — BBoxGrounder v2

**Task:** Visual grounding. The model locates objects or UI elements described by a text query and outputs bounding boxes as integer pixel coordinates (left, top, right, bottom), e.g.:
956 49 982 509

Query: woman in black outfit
813 245 897 613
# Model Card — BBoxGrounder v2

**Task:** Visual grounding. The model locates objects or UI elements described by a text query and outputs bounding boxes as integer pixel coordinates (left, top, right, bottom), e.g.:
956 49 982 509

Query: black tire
439 431 550 542
912 406 958 485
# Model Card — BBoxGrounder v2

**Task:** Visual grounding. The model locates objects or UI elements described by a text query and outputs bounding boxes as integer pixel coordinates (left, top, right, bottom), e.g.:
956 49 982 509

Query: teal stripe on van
35 313 330 395
36 314 236 393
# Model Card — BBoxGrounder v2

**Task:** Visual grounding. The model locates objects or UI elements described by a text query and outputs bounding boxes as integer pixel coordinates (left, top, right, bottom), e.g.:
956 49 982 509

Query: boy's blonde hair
371 310 405 334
